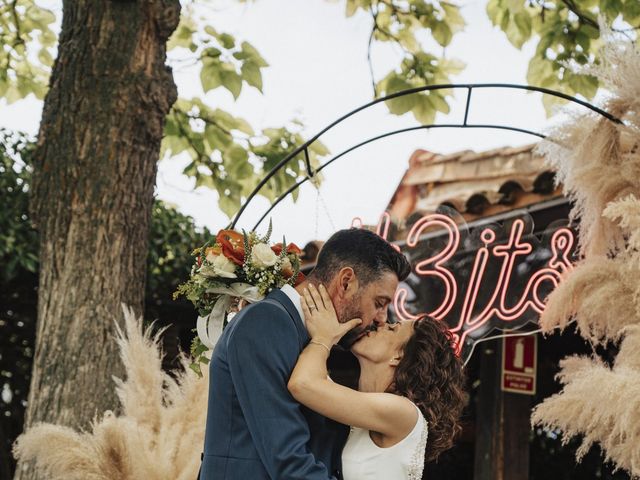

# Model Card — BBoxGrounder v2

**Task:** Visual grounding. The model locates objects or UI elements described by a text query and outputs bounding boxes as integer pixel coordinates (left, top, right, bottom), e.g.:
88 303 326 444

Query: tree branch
560 0 599 29
560 0 638 39
368 7 378 97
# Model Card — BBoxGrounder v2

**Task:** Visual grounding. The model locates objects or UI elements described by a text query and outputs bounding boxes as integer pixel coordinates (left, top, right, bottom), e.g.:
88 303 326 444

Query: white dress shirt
280 284 305 326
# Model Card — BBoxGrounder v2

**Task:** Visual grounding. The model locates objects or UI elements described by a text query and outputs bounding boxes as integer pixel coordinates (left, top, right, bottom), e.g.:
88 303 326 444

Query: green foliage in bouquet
174 221 305 375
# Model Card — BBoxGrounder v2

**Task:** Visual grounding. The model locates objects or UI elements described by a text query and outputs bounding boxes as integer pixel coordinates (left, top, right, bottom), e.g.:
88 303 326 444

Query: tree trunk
15 2 180 479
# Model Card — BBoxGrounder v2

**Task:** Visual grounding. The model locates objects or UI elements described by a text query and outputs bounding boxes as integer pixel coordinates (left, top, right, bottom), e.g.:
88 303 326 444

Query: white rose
200 254 237 278
280 257 295 278
205 250 218 263
212 254 238 278
281 257 292 272
251 243 278 268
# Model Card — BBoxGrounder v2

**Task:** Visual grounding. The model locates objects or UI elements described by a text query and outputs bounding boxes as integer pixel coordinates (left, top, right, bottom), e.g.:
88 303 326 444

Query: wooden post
473 339 533 480
474 339 504 480
503 393 531 480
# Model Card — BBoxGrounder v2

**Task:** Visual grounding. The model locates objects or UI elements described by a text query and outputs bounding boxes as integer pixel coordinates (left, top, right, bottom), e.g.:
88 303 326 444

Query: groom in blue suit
199 228 411 479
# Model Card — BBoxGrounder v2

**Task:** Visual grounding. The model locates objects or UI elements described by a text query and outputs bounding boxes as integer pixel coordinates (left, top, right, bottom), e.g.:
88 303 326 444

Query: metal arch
251 124 546 230
230 83 623 230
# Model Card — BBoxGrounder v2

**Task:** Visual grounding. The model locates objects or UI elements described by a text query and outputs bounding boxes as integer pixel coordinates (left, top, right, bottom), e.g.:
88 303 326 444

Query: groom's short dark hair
310 228 411 286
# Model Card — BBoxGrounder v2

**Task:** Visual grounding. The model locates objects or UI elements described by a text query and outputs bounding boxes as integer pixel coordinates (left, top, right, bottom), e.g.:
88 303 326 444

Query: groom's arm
227 303 335 480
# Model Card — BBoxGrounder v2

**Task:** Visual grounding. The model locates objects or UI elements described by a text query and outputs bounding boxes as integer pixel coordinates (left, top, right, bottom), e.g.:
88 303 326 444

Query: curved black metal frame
230 83 622 231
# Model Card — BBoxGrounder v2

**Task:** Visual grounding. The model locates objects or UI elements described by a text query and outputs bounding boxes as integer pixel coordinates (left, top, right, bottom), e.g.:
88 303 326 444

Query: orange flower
271 242 303 257
293 271 306 286
216 229 245 266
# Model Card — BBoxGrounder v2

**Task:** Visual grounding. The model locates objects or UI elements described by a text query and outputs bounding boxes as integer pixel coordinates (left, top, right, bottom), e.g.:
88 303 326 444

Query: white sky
0 0 585 245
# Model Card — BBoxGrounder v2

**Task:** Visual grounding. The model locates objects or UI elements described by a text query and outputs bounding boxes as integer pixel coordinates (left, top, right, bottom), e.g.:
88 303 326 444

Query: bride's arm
287 285 417 439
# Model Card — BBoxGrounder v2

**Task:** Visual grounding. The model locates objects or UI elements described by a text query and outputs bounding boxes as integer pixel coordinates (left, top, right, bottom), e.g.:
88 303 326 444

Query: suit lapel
266 289 310 348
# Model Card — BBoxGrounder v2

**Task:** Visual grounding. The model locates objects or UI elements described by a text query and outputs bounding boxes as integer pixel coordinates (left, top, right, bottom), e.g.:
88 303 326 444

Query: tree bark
15 1 180 479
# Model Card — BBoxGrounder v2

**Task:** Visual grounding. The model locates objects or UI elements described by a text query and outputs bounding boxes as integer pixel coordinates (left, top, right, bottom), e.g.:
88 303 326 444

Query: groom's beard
336 297 365 349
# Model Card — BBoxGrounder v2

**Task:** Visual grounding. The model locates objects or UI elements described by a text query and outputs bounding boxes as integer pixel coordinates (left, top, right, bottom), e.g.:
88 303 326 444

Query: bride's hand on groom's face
302 284 362 347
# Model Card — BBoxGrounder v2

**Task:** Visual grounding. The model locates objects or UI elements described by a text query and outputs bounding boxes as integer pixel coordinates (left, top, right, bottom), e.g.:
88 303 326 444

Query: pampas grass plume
539 257 640 342
533 27 640 478
13 305 208 480
532 327 640 477
603 194 640 261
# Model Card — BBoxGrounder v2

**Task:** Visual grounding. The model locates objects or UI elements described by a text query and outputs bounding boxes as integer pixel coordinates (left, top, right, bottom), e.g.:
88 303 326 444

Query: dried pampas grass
535 22 640 257
533 27 640 478
539 256 640 343
603 194 640 262
13 306 208 480
539 193 640 341
532 327 640 477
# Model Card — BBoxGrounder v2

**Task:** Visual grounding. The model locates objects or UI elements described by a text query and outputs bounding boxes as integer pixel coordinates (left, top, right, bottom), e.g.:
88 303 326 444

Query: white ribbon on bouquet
196 282 264 349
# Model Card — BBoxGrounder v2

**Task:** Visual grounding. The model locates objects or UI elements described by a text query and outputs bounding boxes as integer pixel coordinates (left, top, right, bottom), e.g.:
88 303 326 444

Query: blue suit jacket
199 289 348 479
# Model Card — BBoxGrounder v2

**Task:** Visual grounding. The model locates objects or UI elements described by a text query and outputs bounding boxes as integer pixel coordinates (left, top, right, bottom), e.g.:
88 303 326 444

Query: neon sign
353 211 576 352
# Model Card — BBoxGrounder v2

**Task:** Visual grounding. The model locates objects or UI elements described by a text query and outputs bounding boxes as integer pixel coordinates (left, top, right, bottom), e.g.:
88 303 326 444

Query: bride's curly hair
387 315 466 463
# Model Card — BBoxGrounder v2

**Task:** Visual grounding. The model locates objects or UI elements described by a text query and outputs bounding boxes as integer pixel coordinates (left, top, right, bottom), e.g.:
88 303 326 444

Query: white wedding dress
341 403 428 480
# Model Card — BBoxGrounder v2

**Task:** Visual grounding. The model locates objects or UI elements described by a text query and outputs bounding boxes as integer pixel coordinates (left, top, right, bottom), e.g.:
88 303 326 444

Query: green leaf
500 9 510 32
200 59 223 92
169 23 195 50
218 192 239 218
486 0 501 25
218 33 235 49
233 117 254 135
568 73 599 99
397 29 420 52
429 93 450 114
309 140 330 157
29 7 56 27
226 143 249 165
204 124 232 150
506 0 524 12
241 62 263 92
0 78 8 98
37 48 54 67
203 47 222 58
442 2 466 31
625 0 640 21
432 21 453 47
513 12 532 41
412 95 436 125
441 58 466 75
39 28 57 47
220 69 242 99
233 42 269 68
583 24 600 39
345 0 359 17
526 56 554 86
5 85 24 104
382 75 414 115
225 146 253 178
162 134 190 157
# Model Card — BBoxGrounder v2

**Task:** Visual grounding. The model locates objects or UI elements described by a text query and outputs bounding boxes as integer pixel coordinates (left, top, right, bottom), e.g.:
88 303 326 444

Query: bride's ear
389 354 403 367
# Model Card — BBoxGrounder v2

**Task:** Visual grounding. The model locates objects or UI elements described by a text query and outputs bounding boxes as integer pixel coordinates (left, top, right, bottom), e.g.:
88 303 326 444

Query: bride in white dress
288 284 466 480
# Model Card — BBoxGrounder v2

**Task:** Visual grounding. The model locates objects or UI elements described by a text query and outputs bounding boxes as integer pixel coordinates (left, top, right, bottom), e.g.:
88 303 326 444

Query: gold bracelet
309 340 331 353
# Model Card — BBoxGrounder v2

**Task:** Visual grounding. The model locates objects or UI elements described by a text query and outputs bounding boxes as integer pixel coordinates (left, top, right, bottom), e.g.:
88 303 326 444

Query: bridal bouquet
175 223 304 375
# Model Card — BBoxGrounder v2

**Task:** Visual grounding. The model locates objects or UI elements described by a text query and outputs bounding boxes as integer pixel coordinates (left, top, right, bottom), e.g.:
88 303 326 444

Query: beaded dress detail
342 403 428 480
407 413 428 480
